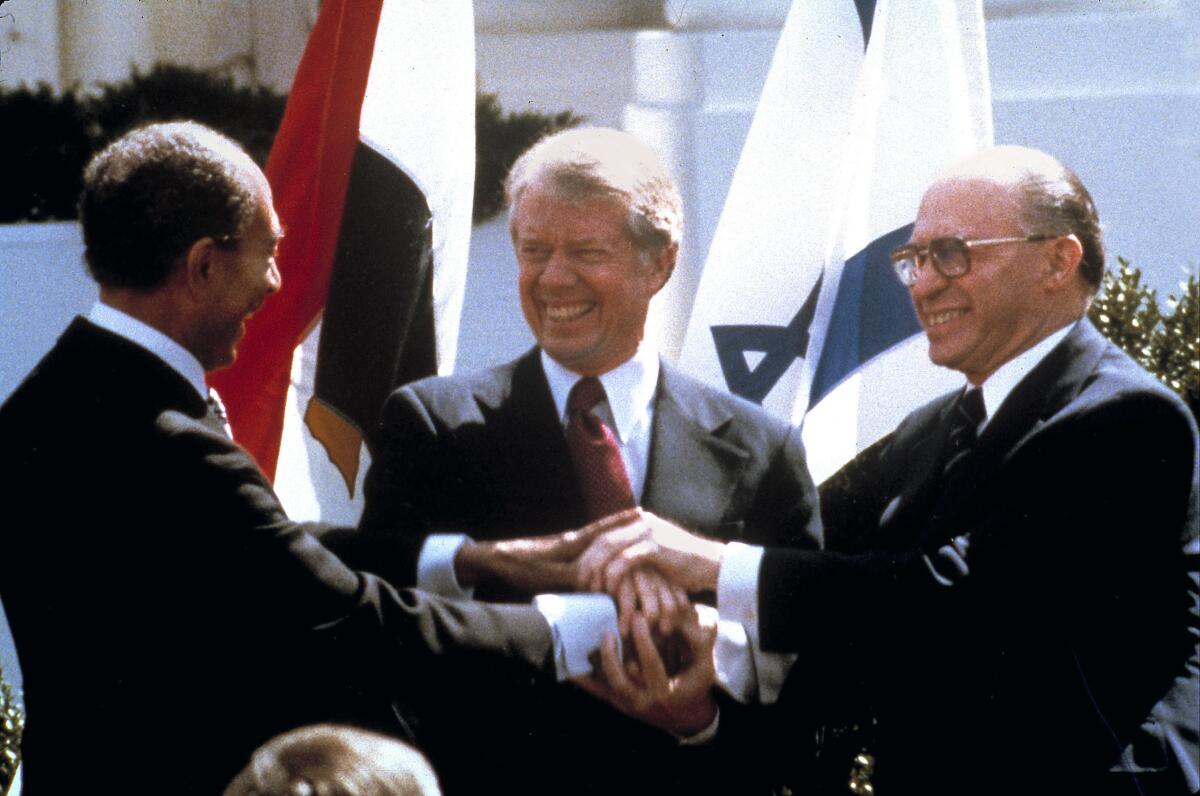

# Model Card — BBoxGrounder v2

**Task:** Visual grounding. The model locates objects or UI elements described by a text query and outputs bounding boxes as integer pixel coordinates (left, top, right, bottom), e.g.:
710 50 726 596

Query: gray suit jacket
357 346 822 598
351 347 822 795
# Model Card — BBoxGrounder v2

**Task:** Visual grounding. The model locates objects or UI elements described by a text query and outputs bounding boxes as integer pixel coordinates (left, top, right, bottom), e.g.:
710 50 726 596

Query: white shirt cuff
533 593 620 682
416 534 474 599
717 542 764 628
713 543 793 704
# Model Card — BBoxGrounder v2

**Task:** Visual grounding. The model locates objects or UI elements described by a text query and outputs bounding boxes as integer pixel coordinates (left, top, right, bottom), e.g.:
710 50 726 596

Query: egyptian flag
210 0 475 516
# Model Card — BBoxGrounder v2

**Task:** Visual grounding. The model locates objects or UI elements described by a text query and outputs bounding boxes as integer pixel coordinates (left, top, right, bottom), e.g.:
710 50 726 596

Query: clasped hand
456 509 725 735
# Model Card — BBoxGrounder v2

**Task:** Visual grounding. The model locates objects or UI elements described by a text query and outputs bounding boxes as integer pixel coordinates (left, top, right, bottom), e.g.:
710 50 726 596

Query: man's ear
1045 233 1083 289
646 244 678 296
182 237 221 299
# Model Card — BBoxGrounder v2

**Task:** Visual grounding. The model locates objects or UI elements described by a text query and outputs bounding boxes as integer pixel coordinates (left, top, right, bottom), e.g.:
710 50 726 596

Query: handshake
453 509 728 736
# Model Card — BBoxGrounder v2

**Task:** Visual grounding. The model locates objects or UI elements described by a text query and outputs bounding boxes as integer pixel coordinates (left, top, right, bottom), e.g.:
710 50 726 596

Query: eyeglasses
889 234 1060 287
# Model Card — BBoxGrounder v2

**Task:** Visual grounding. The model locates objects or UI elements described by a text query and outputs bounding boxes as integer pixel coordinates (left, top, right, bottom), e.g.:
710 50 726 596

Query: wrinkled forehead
513 183 628 234
912 176 1022 240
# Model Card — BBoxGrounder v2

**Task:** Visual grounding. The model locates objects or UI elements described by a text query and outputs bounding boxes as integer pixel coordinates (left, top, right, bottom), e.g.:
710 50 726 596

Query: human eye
574 247 607 264
518 243 550 262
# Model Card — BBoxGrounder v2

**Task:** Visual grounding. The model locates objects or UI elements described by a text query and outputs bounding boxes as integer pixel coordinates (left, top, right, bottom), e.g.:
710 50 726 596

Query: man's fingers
579 507 643 538
600 539 657 593
598 632 643 707
577 525 649 592
616 578 636 637
633 570 661 630
630 613 669 693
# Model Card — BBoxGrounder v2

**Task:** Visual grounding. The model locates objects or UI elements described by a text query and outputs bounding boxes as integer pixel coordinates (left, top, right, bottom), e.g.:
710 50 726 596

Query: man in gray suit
354 127 822 795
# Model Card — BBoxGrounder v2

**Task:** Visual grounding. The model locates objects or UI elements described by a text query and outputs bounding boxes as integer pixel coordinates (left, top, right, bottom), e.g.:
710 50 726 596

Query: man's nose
908 260 947 302
539 251 576 286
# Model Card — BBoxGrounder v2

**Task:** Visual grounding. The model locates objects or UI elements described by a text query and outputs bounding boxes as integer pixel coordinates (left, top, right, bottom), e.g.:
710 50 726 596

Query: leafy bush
1089 258 1199 417
474 88 582 223
0 666 19 795
0 64 578 226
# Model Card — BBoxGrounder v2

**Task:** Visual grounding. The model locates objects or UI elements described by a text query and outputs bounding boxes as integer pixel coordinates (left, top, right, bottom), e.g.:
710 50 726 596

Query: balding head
939 145 1104 289
902 146 1099 385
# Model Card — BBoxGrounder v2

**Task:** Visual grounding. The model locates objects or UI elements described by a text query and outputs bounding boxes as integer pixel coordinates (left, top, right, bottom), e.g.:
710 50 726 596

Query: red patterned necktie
565 376 636 520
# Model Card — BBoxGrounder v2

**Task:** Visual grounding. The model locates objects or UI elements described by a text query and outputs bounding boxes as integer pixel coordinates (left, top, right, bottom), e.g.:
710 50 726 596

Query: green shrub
1089 258 1199 417
0 64 578 226
0 665 20 795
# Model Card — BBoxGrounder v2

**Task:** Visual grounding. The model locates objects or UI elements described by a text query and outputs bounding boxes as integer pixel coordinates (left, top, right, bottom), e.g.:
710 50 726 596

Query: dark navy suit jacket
760 320 1199 795
0 318 555 794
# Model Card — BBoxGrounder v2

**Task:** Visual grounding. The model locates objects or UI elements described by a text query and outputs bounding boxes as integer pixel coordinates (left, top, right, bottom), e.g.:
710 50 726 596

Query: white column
0 0 62 89
626 3 783 359
59 0 155 89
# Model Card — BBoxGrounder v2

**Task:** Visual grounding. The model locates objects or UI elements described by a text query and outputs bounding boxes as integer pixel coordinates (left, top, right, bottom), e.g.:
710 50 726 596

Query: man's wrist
667 694 719 738
453 539 493 588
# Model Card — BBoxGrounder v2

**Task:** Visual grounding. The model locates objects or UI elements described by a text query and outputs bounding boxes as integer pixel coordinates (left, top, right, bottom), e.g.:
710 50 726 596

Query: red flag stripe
210 0 385 479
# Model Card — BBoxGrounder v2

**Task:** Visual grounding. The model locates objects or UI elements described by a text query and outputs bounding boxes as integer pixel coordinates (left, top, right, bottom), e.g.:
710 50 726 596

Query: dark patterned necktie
565 377 636 520
943 387 986 480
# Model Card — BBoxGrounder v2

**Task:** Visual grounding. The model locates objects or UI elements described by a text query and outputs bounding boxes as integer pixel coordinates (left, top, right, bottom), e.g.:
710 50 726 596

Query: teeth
927 309 966 327
546 303 592 321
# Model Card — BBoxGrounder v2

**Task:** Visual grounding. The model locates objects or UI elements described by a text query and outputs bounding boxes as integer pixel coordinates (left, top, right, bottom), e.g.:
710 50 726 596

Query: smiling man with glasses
573 145 1199 795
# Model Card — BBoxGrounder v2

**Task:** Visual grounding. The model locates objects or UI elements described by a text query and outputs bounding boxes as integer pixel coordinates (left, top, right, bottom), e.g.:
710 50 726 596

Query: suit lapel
482 349 588 533
916 321 1108 543
642 365 750 534
873 393 960 547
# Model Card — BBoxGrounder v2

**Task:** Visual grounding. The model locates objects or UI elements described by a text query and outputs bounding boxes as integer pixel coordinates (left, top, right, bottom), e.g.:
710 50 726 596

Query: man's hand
576 510 725 596
612 568 690 637
574 607 718 737
454 509 640 592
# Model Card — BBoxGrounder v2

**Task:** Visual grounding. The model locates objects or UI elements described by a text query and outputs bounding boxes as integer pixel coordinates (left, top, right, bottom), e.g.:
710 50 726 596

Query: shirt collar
87 301 209 400
540 344 660 444
975 320 1076 423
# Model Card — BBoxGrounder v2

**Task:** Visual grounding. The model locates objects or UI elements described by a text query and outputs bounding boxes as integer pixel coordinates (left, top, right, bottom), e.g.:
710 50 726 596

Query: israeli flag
678 0 866 422
799 0 993 482
680 0 992 484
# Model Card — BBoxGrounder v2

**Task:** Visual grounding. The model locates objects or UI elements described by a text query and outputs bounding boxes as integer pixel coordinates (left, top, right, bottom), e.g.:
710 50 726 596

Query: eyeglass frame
889 234 1062 287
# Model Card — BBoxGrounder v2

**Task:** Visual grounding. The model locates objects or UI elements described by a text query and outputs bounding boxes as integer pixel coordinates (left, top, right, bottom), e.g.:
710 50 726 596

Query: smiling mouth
545 303 593 322
925 309 967 328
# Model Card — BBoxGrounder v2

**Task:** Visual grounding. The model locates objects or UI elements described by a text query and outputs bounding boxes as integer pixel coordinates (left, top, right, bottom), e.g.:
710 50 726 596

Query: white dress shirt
415 343 660 596
716 320 1081 703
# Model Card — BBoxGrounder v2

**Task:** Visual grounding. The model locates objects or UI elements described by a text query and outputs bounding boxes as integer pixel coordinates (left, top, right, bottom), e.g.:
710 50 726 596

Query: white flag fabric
273 0 477 523
360 2 476 378
798 0 993 483
678 0 866 421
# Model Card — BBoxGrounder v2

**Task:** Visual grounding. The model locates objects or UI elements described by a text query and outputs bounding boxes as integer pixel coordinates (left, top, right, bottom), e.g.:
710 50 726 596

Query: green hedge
0 665 19 795
0 64 579 226
1088 260 1199 416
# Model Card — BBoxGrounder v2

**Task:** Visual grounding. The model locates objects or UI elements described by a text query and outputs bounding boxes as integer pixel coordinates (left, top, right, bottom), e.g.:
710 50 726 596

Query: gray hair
505 127 682 261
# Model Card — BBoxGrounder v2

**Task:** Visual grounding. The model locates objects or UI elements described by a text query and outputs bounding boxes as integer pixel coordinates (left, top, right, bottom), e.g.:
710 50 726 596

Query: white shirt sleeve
713 542 797 705
533 593 621 681
416 534 474 599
